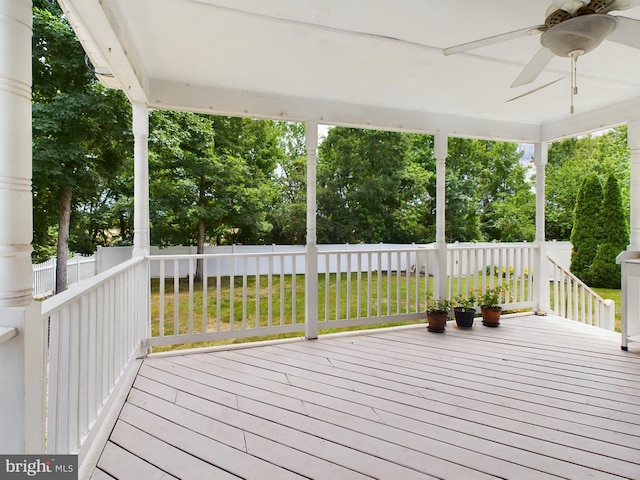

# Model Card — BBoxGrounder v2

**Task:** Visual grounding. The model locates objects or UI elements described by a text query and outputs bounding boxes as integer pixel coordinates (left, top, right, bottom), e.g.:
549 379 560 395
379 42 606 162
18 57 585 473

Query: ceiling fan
443 0 640 111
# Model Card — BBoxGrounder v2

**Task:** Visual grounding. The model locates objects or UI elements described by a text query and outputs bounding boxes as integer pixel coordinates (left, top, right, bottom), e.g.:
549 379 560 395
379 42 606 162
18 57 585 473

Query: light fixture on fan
540 13 618 112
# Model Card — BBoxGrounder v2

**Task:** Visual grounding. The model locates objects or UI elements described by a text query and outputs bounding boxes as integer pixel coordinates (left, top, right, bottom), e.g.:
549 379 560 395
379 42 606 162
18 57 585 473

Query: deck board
90 315 640 480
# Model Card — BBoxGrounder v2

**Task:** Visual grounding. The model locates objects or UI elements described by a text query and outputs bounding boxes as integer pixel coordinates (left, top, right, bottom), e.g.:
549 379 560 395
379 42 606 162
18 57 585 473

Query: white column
305 121 319 340
0 0 45 453
434 133 448 298
533 142 550 314
628 119 640 251
132 103 150 257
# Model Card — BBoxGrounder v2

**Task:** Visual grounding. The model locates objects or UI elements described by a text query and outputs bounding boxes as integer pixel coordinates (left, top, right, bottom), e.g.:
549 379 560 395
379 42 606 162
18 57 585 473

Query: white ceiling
59 0 640 142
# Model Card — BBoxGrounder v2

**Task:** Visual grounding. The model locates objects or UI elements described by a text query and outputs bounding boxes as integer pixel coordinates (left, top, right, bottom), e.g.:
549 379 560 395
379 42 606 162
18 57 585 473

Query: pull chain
569 50 582 114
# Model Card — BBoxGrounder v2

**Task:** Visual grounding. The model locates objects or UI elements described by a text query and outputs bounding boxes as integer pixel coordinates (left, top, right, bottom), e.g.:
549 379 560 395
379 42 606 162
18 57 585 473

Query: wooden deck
90 314 640 480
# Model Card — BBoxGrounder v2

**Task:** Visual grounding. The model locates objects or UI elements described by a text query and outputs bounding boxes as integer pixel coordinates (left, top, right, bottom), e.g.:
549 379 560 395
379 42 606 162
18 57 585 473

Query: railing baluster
188 258 194 334
202 258 208 334
357 253 362 319
267 255 273 328
280 255 285 326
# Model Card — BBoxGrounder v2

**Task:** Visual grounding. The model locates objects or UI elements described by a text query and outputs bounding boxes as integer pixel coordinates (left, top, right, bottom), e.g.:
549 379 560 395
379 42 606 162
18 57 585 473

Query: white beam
434 133 448 299
57 0 148 103
148 79 545 143
628 119 640 251
533 142 550 314
305 121 319 340
533 142 548 243
541 97 640 142
132 102 150 256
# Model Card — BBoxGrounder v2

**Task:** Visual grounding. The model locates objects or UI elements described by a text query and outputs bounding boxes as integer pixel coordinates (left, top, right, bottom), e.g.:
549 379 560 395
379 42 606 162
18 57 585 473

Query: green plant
454 293 476 310
427 296 452 314
478 285 509 309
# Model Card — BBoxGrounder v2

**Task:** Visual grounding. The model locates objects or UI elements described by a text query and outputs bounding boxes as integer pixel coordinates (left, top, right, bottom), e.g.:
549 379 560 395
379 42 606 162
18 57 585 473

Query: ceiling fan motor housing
541 13 618 56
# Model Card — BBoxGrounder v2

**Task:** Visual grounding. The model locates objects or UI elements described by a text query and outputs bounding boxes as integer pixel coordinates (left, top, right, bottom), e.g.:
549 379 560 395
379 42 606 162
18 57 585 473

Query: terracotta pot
426 312 448 333
481 306 502 327
454 307 475 328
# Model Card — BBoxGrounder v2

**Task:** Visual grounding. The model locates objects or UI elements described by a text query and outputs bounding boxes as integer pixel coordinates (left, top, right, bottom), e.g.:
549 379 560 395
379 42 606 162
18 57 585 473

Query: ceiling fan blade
443 25 545 56
511 47 556 87
604 0 640 12
506 77 565 102
607 16 640 49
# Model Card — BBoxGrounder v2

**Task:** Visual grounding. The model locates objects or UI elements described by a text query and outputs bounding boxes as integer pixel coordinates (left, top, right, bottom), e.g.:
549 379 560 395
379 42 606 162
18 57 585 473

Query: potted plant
478 285 508 327
453 293 476 328
426 297 452 333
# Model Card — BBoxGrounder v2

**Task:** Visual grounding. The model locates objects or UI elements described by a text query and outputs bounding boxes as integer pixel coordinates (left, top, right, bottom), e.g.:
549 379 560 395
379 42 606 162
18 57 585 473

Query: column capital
533 141 548 167
434 132 448 160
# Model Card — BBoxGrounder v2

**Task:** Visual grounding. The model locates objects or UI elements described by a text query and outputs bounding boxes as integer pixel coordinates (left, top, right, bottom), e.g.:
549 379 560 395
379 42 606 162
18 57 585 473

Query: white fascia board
148 79 543 143
56 0 148 104
541 97 640 142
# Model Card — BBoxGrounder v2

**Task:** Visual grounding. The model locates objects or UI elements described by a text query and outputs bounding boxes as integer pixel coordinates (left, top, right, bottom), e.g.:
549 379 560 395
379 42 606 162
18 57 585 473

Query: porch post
434 133 448 298
533 142 550 314
305 121 319 340
628 119 640 252
0 0 45 453
131 103 151 353
132 102 150 257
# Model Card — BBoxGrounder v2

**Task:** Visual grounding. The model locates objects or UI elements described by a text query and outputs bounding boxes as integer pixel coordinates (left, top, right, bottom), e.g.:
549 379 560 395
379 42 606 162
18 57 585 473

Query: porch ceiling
59 0 640 142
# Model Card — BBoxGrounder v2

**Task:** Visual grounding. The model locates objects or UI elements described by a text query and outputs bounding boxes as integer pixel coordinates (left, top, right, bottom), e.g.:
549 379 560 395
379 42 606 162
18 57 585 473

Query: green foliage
149 111 284 247
546 127 630 240
32 1 133 264
589 174 628 288
570 175 603 283
267 122 308 244
317 128 419 243
478 285 509 309
427 297 452 314
454 293 476 310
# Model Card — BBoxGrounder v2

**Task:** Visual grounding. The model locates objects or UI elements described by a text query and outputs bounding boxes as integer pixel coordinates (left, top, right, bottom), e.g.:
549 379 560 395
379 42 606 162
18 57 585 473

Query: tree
546 127 630 240
317 128 420 243
32 0 132 290
570 175 603 283
267 122 308 244
149 111 284 280
589 174 628 288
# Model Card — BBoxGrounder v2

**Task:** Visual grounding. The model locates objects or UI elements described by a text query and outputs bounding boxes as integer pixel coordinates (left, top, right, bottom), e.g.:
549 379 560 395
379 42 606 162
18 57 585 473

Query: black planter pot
454 307 475 328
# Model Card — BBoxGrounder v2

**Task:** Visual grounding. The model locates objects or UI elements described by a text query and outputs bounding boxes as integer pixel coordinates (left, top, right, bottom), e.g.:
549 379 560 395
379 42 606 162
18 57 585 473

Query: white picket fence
33 254 97 298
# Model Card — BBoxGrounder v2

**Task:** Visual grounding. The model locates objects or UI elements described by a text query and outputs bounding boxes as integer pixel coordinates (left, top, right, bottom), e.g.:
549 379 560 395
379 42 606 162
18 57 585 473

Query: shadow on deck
89 314 640 480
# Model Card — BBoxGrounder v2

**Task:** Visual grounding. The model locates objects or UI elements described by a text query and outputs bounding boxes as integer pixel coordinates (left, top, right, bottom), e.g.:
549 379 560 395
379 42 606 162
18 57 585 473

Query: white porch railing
446 242 537 310
148 243 540 348
547 256 615 329
40 256 146 460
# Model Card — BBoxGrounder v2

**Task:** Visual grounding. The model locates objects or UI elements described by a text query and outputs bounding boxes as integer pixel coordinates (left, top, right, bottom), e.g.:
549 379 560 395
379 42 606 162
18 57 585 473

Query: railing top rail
149 251 306 261
148 245 435 261
547 255 607 302
448 242 537 250
317 246 436 254
41 256 144 316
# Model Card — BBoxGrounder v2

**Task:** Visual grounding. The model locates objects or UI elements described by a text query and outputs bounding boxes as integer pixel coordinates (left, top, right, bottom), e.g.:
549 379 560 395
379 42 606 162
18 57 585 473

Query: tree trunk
55 187 73 293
